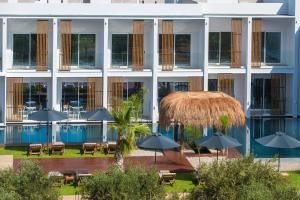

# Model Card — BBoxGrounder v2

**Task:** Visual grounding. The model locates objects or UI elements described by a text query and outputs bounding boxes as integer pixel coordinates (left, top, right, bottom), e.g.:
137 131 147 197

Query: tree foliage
0 160 59 200
190 156 300 200
80 165 165 200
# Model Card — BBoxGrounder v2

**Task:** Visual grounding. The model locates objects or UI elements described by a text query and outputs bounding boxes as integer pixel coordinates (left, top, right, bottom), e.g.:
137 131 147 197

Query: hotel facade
0 0 299 145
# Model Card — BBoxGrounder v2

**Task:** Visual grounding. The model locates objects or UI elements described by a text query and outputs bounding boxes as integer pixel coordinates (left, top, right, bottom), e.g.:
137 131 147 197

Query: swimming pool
2 118 300 158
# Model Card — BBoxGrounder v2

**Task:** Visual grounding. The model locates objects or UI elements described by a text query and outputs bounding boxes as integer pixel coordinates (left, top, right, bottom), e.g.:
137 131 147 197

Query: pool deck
13 150 194 173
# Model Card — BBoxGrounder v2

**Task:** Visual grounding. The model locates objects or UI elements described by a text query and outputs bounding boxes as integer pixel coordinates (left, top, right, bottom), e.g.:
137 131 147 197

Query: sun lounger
103 141 117 154
76 172 93 186
82 143 97 155
50 142 65 155
48 171 64 187
159 170 176 186
28 144 42 156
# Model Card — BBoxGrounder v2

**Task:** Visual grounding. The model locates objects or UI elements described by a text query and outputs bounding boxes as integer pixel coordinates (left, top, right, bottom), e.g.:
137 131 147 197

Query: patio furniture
76 172 93 186
63 172 76 184
48 171 64 187
28 143 42 156
159 170 176 186
103 141 117 154
51 142 65 155
82 143 97 155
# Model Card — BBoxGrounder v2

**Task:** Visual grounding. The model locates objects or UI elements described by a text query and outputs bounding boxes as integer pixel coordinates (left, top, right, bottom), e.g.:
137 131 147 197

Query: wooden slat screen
271 74 286 115
36 20 49 71
6 78 23 122
132 20 144 71
87 78 103 111
252 19 262 68
218 74 234 97
60 20 72 71
162 20 174 71
231 18 243 68
108 77 124 111
188 77 203 91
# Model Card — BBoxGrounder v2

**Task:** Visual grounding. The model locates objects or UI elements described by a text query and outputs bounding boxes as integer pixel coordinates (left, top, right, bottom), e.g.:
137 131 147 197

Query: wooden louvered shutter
108 77 123 111
132 20 144 71
271 74 286 115
188 77 203 91
162 20 174 71
218 74 234 97
87 78 103 111
231 18 243 68
60 20 72 71
252 19 262 68
36 20 49 71
7 78 23 122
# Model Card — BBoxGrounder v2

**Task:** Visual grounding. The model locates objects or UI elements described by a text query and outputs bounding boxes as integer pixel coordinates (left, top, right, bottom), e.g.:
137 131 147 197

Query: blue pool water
2 118 300 158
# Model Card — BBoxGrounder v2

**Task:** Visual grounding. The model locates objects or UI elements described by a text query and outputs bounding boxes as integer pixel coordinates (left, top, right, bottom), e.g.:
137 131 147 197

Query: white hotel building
0 0 299 134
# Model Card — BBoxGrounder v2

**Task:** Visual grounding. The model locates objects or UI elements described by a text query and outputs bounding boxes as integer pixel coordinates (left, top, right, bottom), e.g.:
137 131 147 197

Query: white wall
7 19 54 69
0 77 5 122
58 19 104 69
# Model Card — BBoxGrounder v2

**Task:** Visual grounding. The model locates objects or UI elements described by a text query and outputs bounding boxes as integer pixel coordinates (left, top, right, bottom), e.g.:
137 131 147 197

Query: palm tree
111 99 150 170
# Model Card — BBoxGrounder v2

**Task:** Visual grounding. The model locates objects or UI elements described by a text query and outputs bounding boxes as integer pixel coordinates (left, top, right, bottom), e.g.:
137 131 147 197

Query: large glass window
122 82 143 101
209 32 231 64
23 82 47 116
111 34 132 67
159 34 191 67
61 82 88 119
71 34 96 68
261 32 281 64
13 34 37 67
208 79 218 91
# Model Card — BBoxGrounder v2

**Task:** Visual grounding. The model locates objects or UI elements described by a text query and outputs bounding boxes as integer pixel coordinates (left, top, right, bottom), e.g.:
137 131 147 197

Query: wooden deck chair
28 144 42 156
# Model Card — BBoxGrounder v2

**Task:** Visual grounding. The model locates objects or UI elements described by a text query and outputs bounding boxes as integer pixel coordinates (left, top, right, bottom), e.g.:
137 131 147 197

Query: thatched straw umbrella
159 91 246 151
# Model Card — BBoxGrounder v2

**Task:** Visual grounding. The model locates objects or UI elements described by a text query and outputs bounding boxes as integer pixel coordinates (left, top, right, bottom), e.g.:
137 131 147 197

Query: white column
203 17 209 91
292 18 299 117
2 18 7 72
245 123 251 156
245 17 252 118
152 18 159 132
103 18 109 109
2 18 7 125
52 18 59 110
102 18 109 141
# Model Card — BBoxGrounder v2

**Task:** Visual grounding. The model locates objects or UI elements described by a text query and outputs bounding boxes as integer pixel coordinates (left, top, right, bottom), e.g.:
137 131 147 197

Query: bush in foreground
0 160 60 200
190 156 300 200
80 165 165 200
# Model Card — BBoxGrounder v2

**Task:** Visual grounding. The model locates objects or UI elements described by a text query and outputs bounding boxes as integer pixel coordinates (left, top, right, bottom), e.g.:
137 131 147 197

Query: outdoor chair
50 142 65 155
159 170 176 186
82 143 97 155
28 144 42 156
76 172 93 186
103 142 117 154
48 171 64 187
63 172 76 184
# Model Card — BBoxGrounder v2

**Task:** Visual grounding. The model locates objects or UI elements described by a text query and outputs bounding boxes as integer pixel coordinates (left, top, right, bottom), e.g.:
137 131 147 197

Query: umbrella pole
217 149 219 162
155 150 157 164
198 147 201 168
47 121 49 150
278 149 280 172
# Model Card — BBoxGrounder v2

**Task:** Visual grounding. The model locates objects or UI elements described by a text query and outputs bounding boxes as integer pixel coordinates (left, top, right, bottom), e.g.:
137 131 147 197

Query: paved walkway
0 155 13 170
13 150 194 173
255 158 300 171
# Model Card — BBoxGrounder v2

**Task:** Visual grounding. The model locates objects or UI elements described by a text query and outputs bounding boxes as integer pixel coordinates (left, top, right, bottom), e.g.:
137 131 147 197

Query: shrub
0 160 60 200
80 165 165 200
190 156 300 200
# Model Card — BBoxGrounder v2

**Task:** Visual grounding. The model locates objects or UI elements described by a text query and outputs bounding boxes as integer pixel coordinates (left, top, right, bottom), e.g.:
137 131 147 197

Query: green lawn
287 171 300 190
58 184 80 196
164 173 196 193
0 146 113 159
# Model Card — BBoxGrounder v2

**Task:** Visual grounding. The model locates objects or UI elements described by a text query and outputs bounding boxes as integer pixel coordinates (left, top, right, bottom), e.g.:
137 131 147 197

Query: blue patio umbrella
256 132 300 171
83 108 114 121
195 132 242 160
138 133 180 163
28 109 68 148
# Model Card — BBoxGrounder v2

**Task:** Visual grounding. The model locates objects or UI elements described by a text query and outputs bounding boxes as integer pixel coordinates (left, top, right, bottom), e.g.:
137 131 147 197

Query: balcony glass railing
111 53 152 70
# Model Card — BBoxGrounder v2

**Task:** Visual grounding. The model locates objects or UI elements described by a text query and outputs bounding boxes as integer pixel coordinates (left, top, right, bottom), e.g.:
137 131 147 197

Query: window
111 34 132 67
23 82 48 113
71 34 96 68
261 32 281 64
158 82 189 103
13 34 37 67
208 79 218 91
159 34 191 66
61 82 88 112
209 32 231 64
122 82 143 101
